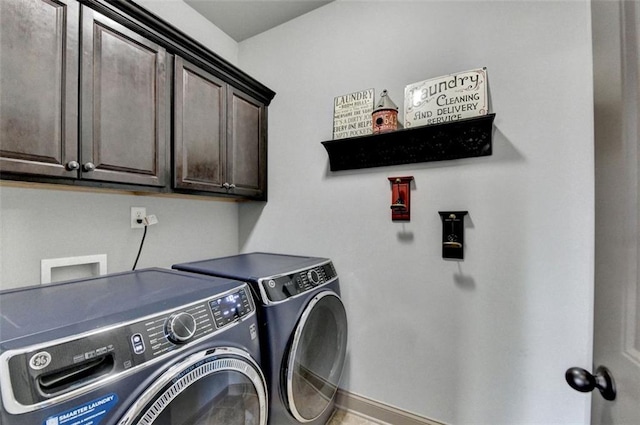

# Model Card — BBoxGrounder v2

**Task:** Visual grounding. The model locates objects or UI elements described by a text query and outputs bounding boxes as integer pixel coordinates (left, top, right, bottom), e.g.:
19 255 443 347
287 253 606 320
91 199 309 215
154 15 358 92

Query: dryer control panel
0 285 254 413
258 261 338 303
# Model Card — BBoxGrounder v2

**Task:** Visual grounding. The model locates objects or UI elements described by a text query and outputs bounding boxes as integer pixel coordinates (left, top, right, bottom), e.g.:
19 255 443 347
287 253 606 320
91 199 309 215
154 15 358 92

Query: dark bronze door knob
565 365 616 401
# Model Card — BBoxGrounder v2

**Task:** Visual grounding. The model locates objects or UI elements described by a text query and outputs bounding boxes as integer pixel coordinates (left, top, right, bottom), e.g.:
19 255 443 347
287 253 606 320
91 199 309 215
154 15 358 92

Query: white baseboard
334 389 447 425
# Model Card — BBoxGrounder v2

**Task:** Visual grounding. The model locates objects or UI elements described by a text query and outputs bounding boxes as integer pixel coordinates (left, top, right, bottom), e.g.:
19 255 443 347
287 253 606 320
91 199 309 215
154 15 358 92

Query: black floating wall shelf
321 113 495 171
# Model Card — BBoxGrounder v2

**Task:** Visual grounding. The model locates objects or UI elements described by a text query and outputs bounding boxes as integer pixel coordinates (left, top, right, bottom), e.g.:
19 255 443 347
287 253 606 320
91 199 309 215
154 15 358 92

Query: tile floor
327 409 384 425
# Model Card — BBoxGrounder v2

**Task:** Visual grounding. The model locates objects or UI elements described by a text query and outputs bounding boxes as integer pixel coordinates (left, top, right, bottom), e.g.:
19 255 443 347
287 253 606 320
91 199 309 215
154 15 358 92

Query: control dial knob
307 269 321 286
166 312 197 344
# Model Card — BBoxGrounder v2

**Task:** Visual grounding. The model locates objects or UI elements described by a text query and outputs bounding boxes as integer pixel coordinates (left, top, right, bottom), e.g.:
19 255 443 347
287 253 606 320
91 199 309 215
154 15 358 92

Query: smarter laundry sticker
43 393 118 425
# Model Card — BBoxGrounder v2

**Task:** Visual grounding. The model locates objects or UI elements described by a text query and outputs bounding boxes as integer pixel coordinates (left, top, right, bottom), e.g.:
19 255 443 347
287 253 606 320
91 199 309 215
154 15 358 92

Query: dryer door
117 348 267 425
286 291 348 423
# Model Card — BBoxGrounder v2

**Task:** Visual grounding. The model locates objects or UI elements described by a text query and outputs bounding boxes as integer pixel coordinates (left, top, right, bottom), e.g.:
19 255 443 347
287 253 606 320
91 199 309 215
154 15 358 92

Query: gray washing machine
173 253 348 425
0 268 268 425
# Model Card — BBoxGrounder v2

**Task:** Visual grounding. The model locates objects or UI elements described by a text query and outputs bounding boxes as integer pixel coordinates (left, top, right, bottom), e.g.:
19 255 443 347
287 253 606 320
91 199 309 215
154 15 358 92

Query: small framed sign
333 88 375 139
404 68 488 128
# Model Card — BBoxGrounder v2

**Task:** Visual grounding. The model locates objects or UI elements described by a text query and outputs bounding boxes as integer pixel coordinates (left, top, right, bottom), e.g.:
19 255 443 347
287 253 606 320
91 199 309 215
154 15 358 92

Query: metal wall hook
390 202 406 211
390 179 407 211
438 211 468 259
388 177 413 221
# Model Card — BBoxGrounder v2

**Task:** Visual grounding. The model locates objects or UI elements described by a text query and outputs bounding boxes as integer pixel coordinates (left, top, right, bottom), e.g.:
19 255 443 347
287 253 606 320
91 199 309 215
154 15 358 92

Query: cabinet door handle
223 182 236 190
66 161 80 171
229 183 236 190
83 162 96 172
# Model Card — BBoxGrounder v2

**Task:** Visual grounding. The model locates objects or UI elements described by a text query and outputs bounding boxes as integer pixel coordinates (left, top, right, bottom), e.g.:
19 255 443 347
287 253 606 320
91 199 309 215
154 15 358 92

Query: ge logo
29 351 52 370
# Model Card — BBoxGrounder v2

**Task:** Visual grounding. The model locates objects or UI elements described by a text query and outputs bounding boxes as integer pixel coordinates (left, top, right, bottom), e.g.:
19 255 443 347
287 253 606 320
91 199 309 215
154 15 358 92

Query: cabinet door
0 0 79 177
226 87 267 200
174 57 226 192
81 7 167 186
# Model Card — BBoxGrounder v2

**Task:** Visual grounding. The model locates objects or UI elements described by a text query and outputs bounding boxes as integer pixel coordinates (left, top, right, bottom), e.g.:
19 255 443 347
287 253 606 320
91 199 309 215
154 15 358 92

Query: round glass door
118 348 267 425
286 291 348 423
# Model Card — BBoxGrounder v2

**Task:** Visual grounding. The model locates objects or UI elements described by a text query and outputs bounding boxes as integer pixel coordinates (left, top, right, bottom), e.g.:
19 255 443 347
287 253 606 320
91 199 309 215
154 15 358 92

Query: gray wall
135 0 238 64
0 186 239 289
238 1 594 424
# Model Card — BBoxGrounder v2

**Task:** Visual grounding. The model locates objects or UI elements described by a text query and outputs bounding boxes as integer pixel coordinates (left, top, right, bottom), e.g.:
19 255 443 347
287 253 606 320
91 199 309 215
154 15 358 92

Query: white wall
134 0 238 65
238 1 595 424
0 187 238 289
0 0 240 290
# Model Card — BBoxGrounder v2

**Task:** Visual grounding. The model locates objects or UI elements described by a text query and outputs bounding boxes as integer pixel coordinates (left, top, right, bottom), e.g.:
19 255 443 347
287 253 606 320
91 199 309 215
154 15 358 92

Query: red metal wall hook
388 176 414 221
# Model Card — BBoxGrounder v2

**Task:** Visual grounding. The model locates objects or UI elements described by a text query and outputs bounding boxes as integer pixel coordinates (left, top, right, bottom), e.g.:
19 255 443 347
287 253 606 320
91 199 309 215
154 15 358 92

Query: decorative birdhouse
372 89 399 134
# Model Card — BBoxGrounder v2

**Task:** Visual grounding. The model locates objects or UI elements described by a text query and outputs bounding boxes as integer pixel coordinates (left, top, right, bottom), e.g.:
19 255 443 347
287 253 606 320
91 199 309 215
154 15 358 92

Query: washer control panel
165 312 197 344
209 289 252 328
259 261 337 302
131 286 253 359
2 285 254 409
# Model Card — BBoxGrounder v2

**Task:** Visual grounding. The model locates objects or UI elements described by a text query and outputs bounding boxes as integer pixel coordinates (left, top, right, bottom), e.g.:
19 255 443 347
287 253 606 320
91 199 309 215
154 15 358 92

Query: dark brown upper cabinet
0 0 79 178
80 7 168 187
174 57 267 200
0 2 167 187
226 87 267 200
174 57 226 193
0 0 274 199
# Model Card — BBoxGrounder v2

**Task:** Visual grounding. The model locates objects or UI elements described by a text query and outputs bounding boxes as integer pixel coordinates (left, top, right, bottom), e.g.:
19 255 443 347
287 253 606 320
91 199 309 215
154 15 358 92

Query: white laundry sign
333 88 375 139
404 67 489 128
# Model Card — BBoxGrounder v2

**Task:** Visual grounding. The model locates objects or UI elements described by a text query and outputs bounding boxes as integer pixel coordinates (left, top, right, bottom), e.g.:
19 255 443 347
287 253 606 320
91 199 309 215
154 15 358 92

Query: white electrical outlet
131 207 146 228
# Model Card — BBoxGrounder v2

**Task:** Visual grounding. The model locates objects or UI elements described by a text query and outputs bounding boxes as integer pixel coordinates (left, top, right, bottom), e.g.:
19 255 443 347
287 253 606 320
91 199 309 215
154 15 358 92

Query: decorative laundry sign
404 67 488 128
333 88 375 139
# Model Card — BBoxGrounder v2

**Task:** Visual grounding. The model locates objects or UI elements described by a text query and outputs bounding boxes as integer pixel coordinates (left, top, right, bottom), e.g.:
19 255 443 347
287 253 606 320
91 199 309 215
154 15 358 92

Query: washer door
118 348 267 425
286 291 348 423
